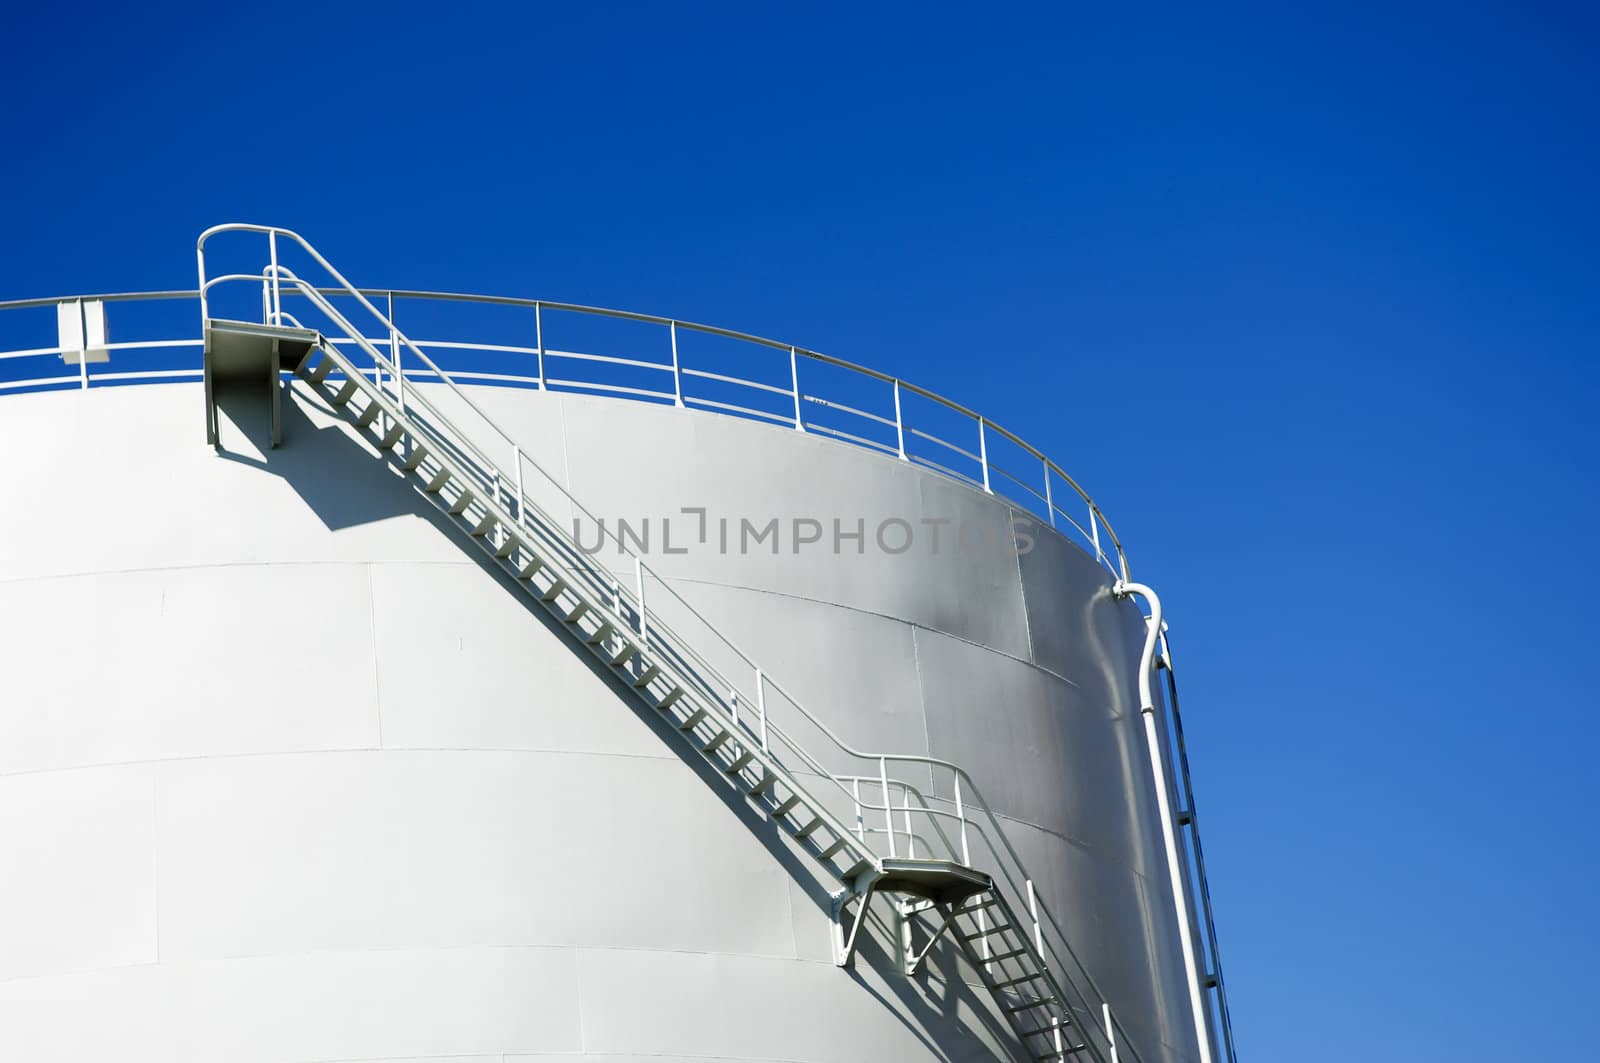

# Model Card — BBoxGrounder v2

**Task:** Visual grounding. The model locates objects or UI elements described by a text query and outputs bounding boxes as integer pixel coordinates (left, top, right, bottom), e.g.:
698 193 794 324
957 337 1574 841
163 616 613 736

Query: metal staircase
196 224 1162 1063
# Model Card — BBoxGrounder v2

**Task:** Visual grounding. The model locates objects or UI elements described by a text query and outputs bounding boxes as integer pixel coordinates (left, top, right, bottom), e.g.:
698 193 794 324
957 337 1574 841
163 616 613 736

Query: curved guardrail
200 223 1153 1061
0 277 1129 582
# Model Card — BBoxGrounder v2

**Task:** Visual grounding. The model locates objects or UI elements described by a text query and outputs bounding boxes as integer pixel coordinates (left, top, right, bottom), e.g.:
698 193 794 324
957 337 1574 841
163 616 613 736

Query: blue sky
3 3 1596 1059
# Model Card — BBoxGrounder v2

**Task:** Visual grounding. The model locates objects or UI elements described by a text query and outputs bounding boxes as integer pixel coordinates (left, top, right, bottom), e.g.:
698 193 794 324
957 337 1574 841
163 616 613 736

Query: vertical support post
790 346 804 431
1043 457 1056 528
392 296 405 418
1104 1003 1120 1063
75 301 88 390
901 790 915 859
755 666 768 751
634 556 648 642
267 230 281 325
534 302 546 390
669 321 684 407
978 418 991 492
512 445 525 526
893 380 906 459
1090 504 1104 567
611 577 621 617
852 778 865 842
880 757 896 858
1026 879 1044 955
953 775 970 865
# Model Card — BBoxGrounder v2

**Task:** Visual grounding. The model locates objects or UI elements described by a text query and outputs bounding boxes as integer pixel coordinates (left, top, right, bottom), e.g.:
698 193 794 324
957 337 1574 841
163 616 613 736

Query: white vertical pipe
1104 1003 1120 1063
1091 504 1104 566
1115 580 1213 1063
669 321 683 407
789 346 804 431
900 790 914 858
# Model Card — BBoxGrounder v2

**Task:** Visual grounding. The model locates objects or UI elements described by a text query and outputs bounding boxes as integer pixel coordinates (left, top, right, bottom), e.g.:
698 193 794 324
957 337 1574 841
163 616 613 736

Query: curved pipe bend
1113 580 1213 1063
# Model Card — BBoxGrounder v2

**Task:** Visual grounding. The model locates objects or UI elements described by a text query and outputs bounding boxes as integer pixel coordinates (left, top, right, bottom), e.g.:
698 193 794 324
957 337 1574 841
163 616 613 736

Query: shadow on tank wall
210 378 1017 1060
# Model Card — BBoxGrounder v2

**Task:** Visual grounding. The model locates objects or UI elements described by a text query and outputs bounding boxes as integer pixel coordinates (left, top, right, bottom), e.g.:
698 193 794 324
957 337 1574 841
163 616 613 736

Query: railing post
1043 458 1056 528
853 778 865 842
1103 1003 1120 1063
391 296 404 418
978 417 991 492
512 445 525 526
893 380 907 459
953 775 970 865
1090 504 1103 567
74 301 88 390
755 666 768 751
669 321 684 407
634 556 648 642
789 346 804 431
901 789 915 859
267 230 281 325
1025 878 1044 955
534 302 546 390
880 757 896 858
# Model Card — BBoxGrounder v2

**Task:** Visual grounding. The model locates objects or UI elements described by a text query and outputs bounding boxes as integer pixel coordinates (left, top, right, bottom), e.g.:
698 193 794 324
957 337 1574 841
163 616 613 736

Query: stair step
424 468 452 493
331 377 359 406
993 972 1045 989
309 357 337 384
656 687 685 710
378 422 405 449
294 346 317 374
792 816 825 841
517 556 544 580
746 770 777 796
1018 1022 1070 1039
448 491 476 516
586 621 615 645
610 642 639 666
985 947 1029 963
494 536 520 559
402 445 430 472
1005 997 1055 1014
632 664 661 688
354 401 381 427
724 749 757 775
676 708 709 732
816 836 850 861
564 601 591 624
470 513 497 537
540 579 568 603
772 793 805 818
701 730 732 754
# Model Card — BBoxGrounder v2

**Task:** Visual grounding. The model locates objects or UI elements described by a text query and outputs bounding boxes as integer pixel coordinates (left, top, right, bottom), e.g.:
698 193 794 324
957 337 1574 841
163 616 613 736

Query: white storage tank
0 226 1233 1063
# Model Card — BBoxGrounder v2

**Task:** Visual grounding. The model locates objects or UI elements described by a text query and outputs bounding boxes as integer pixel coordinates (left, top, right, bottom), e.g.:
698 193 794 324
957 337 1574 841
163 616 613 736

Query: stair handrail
197 224 1145 1062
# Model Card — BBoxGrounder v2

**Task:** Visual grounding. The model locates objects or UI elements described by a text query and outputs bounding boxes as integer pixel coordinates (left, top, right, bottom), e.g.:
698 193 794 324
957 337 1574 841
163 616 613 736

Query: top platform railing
0 276 1129 582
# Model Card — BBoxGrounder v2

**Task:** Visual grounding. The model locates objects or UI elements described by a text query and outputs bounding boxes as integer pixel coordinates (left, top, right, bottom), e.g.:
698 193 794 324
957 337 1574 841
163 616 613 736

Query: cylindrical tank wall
0 382 1198 1062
